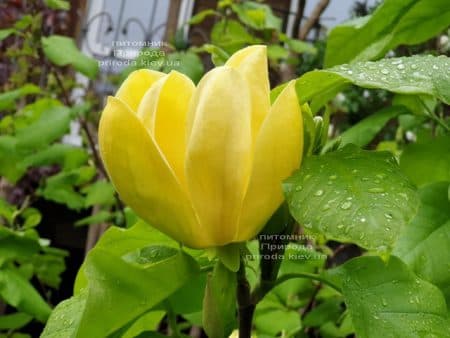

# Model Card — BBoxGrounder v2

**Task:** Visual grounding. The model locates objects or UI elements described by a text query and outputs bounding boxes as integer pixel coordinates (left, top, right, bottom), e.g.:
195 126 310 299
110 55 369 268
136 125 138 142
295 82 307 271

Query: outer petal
225 45 271 139
137 71 195 185
185 67 252 245
115 69 165 111
98 96 209 248
236 81 303 240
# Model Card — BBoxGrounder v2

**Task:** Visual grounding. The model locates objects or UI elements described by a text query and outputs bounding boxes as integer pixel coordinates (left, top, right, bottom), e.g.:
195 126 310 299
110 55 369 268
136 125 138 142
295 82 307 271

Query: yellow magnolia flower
98 45 303 248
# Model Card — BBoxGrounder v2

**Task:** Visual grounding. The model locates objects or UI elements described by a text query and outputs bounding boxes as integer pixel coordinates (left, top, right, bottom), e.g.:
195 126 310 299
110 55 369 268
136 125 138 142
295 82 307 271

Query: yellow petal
98 96 209 248
225 45 271 139
185 67 252 245
115 69 165 111
236 81 303 240
137 71 195 185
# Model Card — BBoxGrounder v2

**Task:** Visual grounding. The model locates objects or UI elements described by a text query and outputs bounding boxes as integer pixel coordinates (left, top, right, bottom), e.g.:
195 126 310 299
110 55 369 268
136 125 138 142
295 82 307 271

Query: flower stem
237 258 255 338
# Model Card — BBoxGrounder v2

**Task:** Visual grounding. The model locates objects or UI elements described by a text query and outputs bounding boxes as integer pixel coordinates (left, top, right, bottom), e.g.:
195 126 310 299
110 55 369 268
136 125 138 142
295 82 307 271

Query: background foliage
0 0 449 337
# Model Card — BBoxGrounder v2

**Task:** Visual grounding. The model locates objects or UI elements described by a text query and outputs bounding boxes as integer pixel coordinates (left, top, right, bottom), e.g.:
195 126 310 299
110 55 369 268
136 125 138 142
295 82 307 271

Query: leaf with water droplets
283 145 419 252
327 256 450 338
296 55 450 113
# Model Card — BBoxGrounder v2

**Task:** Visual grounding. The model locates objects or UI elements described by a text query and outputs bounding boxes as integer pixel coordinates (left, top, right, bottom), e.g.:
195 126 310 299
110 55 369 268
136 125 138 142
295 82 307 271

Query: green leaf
216 243 241 272
394 182 450 302
60 222 200 337
296 55 450 111
231 1 282 30
161 51 204 84
0 28 15 41
33 246 68 289
43 0 70 10
324 106 408 151
203 262 237 338
285 38 317 55
16 106 72 149
41 35 98 78
19 144 88 172
267 44 289 61
81 180 115 208
253 293 301 337
325 0 450 67
400 136 450 187
283 145 419 253
76 250 198 337
188 9 218 25
211 20 257 54
119 311 166 338
21 207 42 229
0 84 41 110
0 312 32 330
333 256 450 337
41 291 86 338
0 267 51 322
74 211 113 227
39 166 96 210
0 226 40 264
198 44 230 66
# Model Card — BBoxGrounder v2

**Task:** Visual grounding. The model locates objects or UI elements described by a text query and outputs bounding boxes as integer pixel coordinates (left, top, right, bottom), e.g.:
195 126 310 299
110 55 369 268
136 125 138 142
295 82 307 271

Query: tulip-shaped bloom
99 45 303 248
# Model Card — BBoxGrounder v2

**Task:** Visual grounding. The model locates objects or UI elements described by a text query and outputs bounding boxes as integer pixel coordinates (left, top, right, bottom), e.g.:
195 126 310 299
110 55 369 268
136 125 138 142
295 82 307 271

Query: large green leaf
400 136 450 187
394 182 450 302
324 0 450 67
0 267 51 322
52 222 201 337
283 145 419 253
296 55 450 113
41 35 98 79
332 256 450 337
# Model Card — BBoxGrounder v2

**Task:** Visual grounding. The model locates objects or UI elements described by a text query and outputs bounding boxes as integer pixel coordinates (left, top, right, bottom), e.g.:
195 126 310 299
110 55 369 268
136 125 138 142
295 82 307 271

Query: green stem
167 308 181 337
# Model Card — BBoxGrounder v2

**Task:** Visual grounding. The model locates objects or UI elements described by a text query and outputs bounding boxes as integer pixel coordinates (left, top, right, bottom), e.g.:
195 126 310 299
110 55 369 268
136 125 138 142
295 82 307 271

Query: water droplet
385 227 391 231
373 315 380 320
384 213 393 219
432 65 439 70
397 64 405 70
347 70 353 75
314 190 324 196
368 187 385 193
361 177 369 181
360 217 366 222
295 185 303 192
352 169 358 174
382 298 387 306
322 204 331 211
329 175 337 180
411 64 418 69
346 196 353 201
341 201 352 210
381 69 389 75
337 224 345 229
